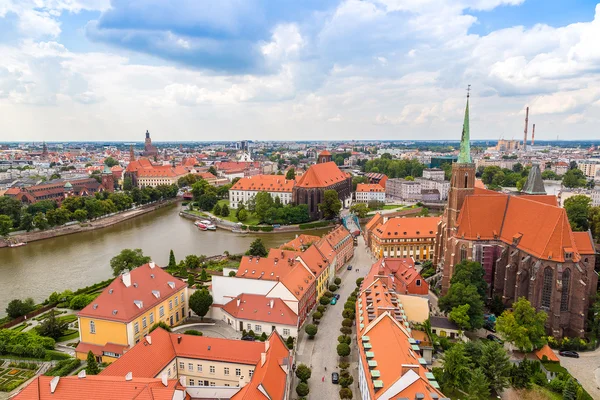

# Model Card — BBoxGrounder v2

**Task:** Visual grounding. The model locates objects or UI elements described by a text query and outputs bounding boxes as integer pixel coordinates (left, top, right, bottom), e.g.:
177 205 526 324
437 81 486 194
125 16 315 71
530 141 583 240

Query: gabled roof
295 161 348 188
279 234 320 251
297 245 330 277
236 256 296 281
221 294 298 326
324 225 352 249
373 217 440 239
231 175 294 192
572 231 596 255
280 261 315 300
78 263 187 323
11 375 186 400
357 183 385 193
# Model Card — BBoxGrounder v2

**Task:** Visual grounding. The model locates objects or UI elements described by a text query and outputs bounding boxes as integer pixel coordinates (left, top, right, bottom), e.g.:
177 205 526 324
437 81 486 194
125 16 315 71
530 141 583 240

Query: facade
366 258 429 296
415 177 450 201
355 183 386 203
323 225 354 271
124 158 187 187
293 152 353 220
385 179 420 201
364 172 388 188
422 168 445 181
6 178 106 205
429 316 465 341
365 214 440 261
434 94 598 338
229 175 294 209
76 263 188 362
578 160 599 179
101 165 115 193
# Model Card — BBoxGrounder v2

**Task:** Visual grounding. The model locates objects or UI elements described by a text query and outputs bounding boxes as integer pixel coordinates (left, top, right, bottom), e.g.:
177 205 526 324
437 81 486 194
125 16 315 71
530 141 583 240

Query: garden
0 361 38 392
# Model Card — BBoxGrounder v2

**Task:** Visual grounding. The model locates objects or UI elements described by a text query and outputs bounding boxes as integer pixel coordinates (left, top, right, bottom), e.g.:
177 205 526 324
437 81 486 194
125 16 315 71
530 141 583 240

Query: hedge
260 226 273 232
44 359 81 377
249 226 260 231
299 221 334 229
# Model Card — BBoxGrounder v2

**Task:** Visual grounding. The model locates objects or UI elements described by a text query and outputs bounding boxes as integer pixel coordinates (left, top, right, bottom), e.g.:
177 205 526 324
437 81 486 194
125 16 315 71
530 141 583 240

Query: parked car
486 334 503 344
484 321 496 332
241 335 256 341
347 265 352 270
334 294 341 300
559 351 579 358
330 298 337 305
331 372 339 384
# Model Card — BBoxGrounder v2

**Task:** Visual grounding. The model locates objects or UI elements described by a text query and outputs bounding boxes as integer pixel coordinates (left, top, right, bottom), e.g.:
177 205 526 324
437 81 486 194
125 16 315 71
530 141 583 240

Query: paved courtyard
557 346 600 399
293 234 375 400
172 321 240 339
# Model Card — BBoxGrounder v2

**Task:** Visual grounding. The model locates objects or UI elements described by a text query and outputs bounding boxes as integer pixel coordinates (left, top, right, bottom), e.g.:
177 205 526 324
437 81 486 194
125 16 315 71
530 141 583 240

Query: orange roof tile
280 261 315 300
78 263 186 323
535 344 559 362
295 161 348 188
573 231 595 255
236 256 296 281
356 183 385 193
297 245 330 277
373 216 440 239
279 234 320 251
221 294 298 326
231 175 294 192
324 225 352 248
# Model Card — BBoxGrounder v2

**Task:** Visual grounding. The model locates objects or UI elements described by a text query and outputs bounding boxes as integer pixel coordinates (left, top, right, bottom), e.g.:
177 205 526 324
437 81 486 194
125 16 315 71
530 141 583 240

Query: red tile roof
12 375 185 400
236 256 297 281
324 225 352 249
356 183 385 193
221 294 298 327
75 342 128 357
295 161 348 188
279 235 320 251
280 261 315 300
373 216 441 239
78 263 187 323
231 175 294 192
572 231 595 255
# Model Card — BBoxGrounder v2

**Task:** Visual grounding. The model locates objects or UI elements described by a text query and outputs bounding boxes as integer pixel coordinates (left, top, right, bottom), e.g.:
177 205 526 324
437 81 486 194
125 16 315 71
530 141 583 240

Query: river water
0 203 324 315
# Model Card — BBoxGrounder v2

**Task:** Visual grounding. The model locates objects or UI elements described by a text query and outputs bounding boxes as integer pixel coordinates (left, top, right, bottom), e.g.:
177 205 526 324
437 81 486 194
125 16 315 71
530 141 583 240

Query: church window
561 269 571 312
464 173 468 188
460 245 467 262
541 268 553 309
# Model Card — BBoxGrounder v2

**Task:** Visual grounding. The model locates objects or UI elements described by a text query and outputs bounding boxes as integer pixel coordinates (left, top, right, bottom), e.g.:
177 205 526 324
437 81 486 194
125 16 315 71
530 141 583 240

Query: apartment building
355 183 386 203
229 175 294 209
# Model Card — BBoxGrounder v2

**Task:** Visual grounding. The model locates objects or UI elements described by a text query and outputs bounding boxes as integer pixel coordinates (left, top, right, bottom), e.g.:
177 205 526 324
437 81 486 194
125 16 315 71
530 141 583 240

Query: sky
1 0 600 142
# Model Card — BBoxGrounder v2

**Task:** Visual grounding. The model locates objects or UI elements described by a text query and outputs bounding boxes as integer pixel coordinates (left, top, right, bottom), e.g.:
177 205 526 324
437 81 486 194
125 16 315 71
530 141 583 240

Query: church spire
458 85 472 164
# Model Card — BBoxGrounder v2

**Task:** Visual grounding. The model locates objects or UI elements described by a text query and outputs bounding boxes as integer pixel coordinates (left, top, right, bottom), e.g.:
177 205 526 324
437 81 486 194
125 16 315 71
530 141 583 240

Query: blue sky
1 0 600 141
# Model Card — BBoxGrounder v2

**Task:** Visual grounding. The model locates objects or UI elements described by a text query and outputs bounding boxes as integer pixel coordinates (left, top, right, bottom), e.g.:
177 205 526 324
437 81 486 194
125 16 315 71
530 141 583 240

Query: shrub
337 343 351 357
317 305 326 313
342 318 353 328
342 309 355 320
44 359 81 377
324 291 334 299
339 388 353 399
286 336 294 349
338 335 351 345
548 377 565 393
340 375 354 388
313 311 323 320
344 301 355 310
259 332 267 341
260 226 273 232
249 226 260 231
295 363 311 382
338 361 350 370
356 278 364 287
296 382 310 397
329 284 339 292
184 330 203 336
319 297 331 306
340 326 352 335
305 324 318 339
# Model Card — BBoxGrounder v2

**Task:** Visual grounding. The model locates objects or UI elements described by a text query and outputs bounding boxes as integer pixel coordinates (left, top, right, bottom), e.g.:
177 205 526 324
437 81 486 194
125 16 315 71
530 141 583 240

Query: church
433 93 597 338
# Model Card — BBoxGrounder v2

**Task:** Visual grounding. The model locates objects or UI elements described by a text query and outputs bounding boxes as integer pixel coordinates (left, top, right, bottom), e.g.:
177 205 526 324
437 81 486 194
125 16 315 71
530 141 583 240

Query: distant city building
422 168 445 181
5 177 107 205
124 158 187 187
355 183 385 203
494 139 520 152
142 130 158 157
429 155 457 168
578 159 600 179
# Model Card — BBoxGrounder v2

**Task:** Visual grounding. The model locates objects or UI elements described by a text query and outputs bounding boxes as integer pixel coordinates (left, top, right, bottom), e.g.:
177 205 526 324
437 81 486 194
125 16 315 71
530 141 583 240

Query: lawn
541 361 569 375
56 329 79 342
56 314 77 324
10 323 30 332
215 200 261 226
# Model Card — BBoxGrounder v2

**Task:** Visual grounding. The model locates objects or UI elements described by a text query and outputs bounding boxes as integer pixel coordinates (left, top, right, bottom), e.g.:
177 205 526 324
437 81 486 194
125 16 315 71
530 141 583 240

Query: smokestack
531 124 535 146
523 106 529 150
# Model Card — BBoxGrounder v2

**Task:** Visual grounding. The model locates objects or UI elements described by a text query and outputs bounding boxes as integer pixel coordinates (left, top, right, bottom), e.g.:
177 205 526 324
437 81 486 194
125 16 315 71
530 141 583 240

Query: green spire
458 89 472 164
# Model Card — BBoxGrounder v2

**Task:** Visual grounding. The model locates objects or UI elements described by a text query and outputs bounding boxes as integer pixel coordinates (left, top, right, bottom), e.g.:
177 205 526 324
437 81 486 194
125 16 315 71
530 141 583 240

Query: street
556 347 600 399
293 234 375 399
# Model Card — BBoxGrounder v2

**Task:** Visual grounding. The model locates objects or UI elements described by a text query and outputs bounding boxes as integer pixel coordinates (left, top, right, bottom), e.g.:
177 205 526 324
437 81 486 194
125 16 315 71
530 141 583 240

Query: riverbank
179 209 337 234
0 198 179 248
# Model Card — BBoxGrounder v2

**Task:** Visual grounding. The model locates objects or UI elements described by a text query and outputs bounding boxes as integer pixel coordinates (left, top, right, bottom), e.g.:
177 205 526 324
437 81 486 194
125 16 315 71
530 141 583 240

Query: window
189 379 195 386
142 317 147 329
188 363 193 371
169 300 173 310
209 366 215 374
255 325 262 332
235 368 241 377
149 312 154 324
460 245 467 262
168 368 171 377
197 364 202 372
561 269 571 312
225 384 230 387
210 382 215 387
159 306 165 317
247 323 252 330
90 320 96 334
179 362 184 370
134 322 139 334
416 279 421 287
249 369 254 378
181 293 184 303
175 297 178 306
224 367 229 375
541 268 553 309
283 328 290 336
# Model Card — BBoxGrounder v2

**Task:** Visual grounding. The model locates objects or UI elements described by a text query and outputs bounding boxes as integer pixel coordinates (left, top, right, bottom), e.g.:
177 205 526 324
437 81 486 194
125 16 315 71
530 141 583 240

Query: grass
56 314 77 324
33 310 67 321
10 323 30 332
541 361 569 375
56 330 79 342
0 350 71 362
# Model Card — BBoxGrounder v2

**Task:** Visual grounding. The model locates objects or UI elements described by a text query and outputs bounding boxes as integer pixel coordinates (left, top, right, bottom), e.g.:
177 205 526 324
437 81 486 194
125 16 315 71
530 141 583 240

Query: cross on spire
466 84 471 98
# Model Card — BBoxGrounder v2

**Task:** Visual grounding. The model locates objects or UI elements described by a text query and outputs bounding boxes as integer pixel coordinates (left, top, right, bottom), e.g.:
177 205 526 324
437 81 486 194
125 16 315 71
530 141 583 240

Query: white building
228 175 294 209
578 160 600 179
355 183 385 203
422 168 445 181
415 178 450 201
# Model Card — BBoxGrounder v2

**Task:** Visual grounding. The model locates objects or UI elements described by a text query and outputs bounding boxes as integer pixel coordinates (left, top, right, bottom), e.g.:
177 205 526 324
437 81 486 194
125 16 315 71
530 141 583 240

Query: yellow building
76 262 188 363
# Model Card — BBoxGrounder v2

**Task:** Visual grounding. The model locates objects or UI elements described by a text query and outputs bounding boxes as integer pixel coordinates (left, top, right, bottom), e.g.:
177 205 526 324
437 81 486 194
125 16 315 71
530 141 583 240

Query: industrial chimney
523 106 529 150
531 124 535 146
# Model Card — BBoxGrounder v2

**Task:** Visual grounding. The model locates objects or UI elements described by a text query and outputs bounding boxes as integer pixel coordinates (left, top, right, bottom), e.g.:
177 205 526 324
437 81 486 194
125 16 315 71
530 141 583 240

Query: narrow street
293 235 375 399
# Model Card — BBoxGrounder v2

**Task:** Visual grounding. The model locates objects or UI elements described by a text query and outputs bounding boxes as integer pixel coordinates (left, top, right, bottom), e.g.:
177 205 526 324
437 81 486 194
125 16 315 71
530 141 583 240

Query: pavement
172 321 240 339
292 234 375 400
556 346 600 399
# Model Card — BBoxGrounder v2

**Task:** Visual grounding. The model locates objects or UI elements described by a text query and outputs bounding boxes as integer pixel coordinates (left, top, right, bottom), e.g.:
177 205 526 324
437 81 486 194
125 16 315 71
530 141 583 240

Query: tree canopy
564 194 591 231
496 297 547 352
247 238 268 257
110 248 151 276
319 190 342 219
189 289 213 320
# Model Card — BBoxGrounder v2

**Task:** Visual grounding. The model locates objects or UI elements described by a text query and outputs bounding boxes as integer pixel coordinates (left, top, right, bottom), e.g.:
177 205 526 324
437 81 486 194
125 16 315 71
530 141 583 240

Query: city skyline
1 1 600 141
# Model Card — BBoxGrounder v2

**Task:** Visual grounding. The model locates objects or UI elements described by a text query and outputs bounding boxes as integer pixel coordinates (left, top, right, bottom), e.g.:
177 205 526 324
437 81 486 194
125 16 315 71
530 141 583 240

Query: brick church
433 93 597 338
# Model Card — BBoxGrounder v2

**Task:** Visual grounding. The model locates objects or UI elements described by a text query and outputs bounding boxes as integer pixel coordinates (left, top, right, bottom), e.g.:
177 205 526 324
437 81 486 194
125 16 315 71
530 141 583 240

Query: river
0 203 326 316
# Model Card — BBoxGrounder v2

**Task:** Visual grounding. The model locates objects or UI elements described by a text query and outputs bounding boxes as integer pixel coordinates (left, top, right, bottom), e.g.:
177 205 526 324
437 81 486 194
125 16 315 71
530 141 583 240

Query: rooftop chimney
177 336 182 344
149 261 155 269
146 335 152 345
179 376 186 387
237 298 241 307
161 372 168 387
269 299 274 308
125 372 132 381
122 271 131 288
50 376 60 393
261 352 267 366
77 370 86 379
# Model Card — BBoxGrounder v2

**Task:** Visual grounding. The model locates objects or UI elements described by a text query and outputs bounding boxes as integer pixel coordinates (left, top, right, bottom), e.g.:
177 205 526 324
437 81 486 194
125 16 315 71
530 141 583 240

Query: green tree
247 238 268 257
0 214 12 237
86 351 100 375
0 197 22 227
6 298 36 319
562 168 587 188
351 176 369 191
439 282 485 330
184 255 202 269
221 204 230 217
337 343 351 357
73 209 88 222
188 274 196 287
212 203 221 216
319 189 342 219
350 203 370 218
37 311 68 339
104 157 119 167
69 294 94 310
285 168 296 180
466 368 490 400
339 388 353 399
296 382 309 397
189 289 213 321
489 295 505 316
564 194 591 231
562 378 579 400
449 304 472 331
168 250 177 269
19 212 34 231
479 341 511 393
496 297 547 352
295 363 311 382
254 191 274 222
237 208 248 222
451 260 487 298
440 342 471 391
200 269 208 281
207 166 217 176
339 375 354 388
123 176 133 191
33 212 49 230
305 324 318 339
149 321 172 333
109 248 151 276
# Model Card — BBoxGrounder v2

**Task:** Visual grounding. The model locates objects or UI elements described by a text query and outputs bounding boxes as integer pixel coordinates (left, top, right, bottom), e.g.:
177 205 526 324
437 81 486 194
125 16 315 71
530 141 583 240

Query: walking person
322 376 325 383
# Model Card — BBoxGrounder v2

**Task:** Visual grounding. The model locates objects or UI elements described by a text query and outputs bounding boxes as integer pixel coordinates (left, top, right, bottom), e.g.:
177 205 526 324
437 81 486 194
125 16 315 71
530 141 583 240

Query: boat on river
195 220 216 231
8 241 27 248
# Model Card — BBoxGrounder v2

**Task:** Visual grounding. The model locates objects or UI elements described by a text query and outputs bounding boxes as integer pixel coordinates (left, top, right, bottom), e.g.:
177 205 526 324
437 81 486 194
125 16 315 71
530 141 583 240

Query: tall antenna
523 106 529 150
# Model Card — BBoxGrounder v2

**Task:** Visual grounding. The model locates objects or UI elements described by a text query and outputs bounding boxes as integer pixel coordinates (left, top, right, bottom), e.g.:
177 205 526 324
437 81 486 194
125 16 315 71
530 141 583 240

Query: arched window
561 269 571 312
460 245 467 261
541 268 553 309
464 173 469 188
